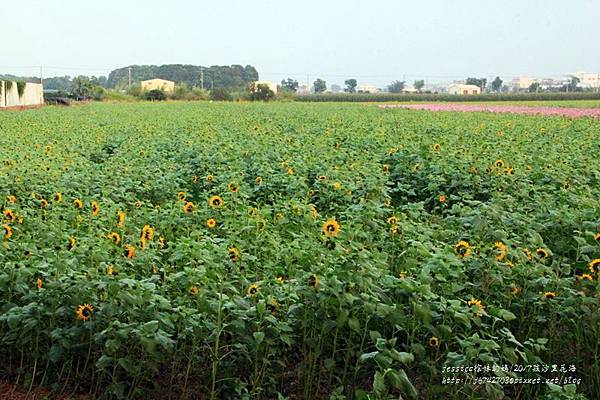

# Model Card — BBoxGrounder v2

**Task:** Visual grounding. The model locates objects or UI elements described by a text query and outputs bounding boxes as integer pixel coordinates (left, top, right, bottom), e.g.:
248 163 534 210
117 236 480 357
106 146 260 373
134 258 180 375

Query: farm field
1 102 599 399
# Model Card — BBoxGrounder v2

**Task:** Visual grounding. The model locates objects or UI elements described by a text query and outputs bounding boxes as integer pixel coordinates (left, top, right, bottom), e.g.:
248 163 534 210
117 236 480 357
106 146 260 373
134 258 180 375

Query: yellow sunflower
207 218 217 228
67 236 76 250
106 265 115 275
577 273 593 281
438 195 447 204
455 240 471 259
183 201 194 213
247 284 260 296
229 247 240 262
494 159 505 168
228 182 240 193
382 164 389 172
91 201 100 216
177 191 187 201
323 219 341 238
74 199 83 209
36 278 42 289
107 232 121 245
54 192 63 203
3 225 12 240
276 276 285 284
467 298 485 315
189 285 199 295
387 216 398 225
433 143 441 152
209 196 223 209
523 248 533 261
124 245 135 259
310 206 318 219
117 211 126 228
158 236 166 249
309 274 319 289
206 174 214 182
543 291 556 299
76 304 93 321
594 233 600 241
3 209 15 223
429 336 439 347
413 163 421 172
589 259 600 274
510 286 521 296
255 176 263 185
536 248 549 259
8 195 16 204
40 198 49 208
141 225 154 241
494 241 507 261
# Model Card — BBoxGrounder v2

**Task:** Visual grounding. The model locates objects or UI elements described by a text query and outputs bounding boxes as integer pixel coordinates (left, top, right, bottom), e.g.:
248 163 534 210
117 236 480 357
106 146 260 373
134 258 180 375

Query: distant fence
295 92 600 103
0 81 44 108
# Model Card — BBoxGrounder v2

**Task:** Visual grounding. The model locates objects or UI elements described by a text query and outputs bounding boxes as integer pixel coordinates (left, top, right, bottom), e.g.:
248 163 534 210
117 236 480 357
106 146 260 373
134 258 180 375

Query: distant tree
143 89 167 101
344 79 357 93
71 76 95 100
387 80 405 93
563 76 581 92
528 82 541 93
491 76 503 92
280 78 299 92
249 83 275 101
414 80 425 92
466 77 487 91
313 78 327 93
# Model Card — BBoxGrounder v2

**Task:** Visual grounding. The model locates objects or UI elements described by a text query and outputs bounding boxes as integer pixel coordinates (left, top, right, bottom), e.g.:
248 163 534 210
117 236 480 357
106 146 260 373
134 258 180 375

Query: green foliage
143 89 167 101
280 78 299 92
210 88 232 101
344 79 357 93
313 78 327 93
529 82 541 93
466 77 487 90
387 80 405 93
414 79 425 92
106 64 259 89
0 102 598 399
492 76 503 92
16 81 26 97
248 83 275 101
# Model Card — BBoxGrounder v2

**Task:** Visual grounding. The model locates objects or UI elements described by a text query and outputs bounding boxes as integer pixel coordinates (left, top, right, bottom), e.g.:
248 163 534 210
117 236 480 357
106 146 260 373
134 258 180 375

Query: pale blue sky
2 0 599 86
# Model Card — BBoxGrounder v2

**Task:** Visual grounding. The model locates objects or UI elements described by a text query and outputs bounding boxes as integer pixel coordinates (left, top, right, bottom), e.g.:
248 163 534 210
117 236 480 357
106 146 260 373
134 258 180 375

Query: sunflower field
0 102 599 400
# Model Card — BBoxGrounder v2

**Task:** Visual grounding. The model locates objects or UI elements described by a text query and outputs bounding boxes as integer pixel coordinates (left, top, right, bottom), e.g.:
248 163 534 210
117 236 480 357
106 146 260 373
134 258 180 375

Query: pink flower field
379 103 600 118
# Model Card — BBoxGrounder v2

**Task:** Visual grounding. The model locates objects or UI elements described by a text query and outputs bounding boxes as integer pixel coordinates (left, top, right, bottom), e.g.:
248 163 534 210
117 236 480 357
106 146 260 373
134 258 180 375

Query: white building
1 81 44 108
447 84 481 95
356 84 380 93
510 76 537 91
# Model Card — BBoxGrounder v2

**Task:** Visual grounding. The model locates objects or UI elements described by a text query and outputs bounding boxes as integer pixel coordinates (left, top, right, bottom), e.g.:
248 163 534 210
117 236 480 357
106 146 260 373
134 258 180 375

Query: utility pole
128 67 132 90
200 67 204 89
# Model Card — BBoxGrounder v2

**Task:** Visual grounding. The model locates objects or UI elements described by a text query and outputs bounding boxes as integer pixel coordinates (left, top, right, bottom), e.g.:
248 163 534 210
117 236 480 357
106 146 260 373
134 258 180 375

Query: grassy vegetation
0 102 598 399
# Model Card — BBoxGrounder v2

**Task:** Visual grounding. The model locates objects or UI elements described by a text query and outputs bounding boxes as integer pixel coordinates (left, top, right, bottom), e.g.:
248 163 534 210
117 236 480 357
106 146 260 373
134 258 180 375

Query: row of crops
296 92 600 103
0 102 599 399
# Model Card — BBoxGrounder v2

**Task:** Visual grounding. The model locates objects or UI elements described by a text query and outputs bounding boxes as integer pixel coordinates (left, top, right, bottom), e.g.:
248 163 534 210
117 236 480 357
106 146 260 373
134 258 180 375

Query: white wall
1 81 44 107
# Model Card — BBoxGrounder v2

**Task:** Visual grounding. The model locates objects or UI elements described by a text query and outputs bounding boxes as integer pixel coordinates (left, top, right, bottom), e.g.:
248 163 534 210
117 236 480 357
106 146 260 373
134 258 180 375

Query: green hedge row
296 92 600 102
